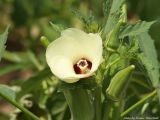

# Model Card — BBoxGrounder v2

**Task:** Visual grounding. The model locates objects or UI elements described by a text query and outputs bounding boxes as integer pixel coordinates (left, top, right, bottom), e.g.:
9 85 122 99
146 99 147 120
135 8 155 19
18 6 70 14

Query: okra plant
0 0 159 120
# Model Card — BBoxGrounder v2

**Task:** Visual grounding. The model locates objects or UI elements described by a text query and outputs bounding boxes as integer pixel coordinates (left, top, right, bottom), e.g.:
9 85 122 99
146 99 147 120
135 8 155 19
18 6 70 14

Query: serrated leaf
137 32 160 99
72 9 98 33
0 84 16 101
103 0 113 19
72 9 94 25
120 21 155 38
0 26 9 61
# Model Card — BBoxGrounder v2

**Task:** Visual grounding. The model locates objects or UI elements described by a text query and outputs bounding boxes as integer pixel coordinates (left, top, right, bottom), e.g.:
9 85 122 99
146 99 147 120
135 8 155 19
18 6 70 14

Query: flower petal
46 55 79 83
62 28 103 72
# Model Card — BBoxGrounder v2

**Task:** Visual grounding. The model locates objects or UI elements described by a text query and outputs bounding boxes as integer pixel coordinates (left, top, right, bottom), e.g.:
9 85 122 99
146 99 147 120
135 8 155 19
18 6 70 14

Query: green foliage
12 0 55 26
120 21 155 38
0 85 39 120
3 51 29 63
0 50 44 76
0 26 9 61
102 0 125 38
137 32 160 99
103 0 113 19
72 9 99 33
17 68 52 99
0 63 30 76
0 0 160 120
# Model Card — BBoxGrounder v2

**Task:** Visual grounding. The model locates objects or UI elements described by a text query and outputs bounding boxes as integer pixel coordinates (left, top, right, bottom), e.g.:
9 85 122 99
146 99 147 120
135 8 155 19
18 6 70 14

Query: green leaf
103 0 113 20
72 9 98 33
26 51 43 70
102 0 125 38
137 32 160 99
72 9 93 26
2 51 31 63
0 84 16 101
3 51 24 63
3 50 43 70
0 63 31 76
120 21 155 38
0 26 9 61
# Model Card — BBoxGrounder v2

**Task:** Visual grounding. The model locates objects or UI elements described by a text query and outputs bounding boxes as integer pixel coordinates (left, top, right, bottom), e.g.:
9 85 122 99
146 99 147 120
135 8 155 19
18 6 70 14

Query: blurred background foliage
0 0 160 120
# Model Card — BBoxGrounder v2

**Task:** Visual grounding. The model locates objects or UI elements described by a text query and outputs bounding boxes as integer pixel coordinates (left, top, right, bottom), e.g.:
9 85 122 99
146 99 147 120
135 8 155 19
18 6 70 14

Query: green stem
102 99 122 120
0 92 40 120
121 90 157 117
94 86 102 120
102 100 112 120
63 88 94 120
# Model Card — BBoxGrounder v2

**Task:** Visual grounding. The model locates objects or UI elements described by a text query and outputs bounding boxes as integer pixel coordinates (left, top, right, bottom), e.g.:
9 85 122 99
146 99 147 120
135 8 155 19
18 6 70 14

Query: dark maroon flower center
73 58 92 74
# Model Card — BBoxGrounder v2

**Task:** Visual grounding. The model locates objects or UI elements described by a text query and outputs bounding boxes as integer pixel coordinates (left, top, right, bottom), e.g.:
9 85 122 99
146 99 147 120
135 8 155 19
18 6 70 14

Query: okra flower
46 28 102 83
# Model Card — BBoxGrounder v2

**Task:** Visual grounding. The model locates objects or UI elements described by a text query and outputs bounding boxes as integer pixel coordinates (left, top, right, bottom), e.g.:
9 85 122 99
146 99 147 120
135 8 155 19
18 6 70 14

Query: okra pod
106 65 135 99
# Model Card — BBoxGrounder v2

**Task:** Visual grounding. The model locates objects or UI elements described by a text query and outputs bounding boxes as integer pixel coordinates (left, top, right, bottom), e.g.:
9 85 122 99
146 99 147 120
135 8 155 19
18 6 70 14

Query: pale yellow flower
46 28 102 83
